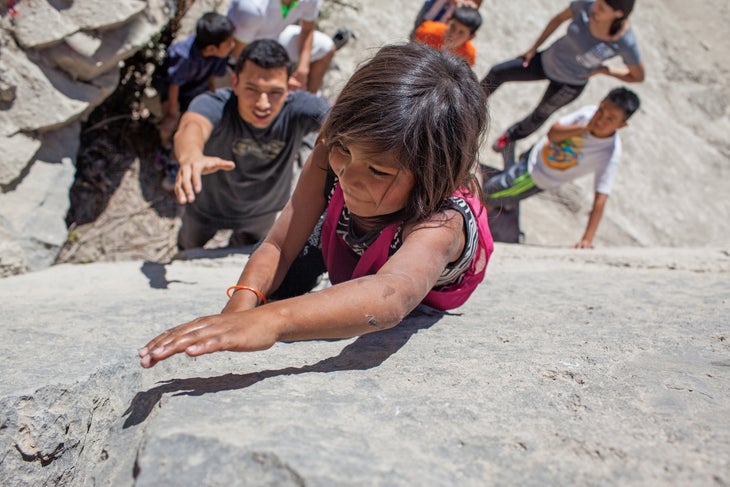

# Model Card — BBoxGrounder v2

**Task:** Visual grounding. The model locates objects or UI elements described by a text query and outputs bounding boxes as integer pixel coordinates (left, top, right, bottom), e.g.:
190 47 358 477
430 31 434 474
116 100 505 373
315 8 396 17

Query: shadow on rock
139 244 257 289
122 306 449 428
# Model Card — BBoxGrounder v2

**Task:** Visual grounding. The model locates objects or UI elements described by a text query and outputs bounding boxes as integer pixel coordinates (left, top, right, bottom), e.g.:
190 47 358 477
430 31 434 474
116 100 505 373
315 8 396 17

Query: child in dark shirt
152 12 235 188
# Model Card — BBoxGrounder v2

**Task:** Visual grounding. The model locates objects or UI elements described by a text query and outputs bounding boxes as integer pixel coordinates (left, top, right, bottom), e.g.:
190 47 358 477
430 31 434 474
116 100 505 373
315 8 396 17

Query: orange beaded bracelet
226 285 267 305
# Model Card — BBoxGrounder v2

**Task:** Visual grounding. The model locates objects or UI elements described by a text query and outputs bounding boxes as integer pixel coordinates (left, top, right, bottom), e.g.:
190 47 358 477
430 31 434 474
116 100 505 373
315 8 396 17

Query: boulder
0 131 40 186
0 123 79 276
0 246 728 485
40 0 171 81
0 0 172 277
8 0 147 49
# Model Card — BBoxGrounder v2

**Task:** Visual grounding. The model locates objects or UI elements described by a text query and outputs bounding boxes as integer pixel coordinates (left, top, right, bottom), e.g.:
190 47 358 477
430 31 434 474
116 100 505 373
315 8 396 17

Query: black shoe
332 28 352 51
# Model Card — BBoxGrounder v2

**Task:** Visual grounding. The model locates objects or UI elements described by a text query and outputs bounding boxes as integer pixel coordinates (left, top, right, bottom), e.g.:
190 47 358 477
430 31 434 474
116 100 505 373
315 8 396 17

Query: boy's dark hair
451 6 482 34
604 0 635 36
321 43 488 223
606 86 640 120
234 39 293 77
194 12 235 50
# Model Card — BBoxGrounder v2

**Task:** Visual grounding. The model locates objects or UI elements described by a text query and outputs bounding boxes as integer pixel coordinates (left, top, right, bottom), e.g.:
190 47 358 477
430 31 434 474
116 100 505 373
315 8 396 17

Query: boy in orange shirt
414 6 482 66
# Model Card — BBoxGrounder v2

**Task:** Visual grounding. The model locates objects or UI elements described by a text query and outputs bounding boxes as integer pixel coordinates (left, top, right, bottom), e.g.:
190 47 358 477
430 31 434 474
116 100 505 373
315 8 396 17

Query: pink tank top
321 184 493 310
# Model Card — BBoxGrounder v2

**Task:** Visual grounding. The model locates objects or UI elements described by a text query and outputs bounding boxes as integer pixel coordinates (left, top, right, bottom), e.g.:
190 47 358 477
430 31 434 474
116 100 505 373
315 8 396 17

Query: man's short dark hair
606 87 641 120
451 7 482 34
235 39 293 77
194 12 234 50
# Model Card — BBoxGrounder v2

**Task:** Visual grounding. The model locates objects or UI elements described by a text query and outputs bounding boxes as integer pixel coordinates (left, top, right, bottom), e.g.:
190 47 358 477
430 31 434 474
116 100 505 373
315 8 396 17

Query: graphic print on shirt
575 43 616 68
232 138 285 160
541 136 584 170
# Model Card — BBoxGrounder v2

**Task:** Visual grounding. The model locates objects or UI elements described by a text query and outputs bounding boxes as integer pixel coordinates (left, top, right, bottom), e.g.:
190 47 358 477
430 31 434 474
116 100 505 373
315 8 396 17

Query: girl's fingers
139 317 223 366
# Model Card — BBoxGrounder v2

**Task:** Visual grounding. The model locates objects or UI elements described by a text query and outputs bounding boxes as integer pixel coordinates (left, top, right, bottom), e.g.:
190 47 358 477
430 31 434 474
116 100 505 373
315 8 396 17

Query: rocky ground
2 245 729 485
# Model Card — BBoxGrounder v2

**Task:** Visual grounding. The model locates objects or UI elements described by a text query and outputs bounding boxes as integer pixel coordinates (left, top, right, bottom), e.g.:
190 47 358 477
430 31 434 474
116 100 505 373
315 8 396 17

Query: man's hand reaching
175 156 235 204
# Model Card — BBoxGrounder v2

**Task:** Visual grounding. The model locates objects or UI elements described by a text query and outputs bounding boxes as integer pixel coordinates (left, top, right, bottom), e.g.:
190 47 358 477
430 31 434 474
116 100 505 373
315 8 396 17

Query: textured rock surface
1 246 728 485
0 0 171 276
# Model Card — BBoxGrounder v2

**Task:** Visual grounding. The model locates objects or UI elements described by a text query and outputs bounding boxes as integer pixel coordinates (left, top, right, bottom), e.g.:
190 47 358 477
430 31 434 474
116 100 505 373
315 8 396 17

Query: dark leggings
177 210 276 250
480 51 586 141
269 242 327 300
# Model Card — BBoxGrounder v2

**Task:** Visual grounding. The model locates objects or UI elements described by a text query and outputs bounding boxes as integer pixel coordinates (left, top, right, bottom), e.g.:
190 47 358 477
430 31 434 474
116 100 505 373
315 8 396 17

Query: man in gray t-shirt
173 39 328 250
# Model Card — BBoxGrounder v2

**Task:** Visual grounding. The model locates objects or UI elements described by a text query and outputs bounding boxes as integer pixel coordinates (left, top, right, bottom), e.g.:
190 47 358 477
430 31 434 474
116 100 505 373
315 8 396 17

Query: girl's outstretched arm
139 208 466 368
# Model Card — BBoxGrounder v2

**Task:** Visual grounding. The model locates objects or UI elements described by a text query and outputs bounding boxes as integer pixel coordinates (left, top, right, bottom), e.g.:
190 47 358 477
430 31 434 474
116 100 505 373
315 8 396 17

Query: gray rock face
9 0 148 49
0 132 40 185
0 0 172 277
0 247 728 485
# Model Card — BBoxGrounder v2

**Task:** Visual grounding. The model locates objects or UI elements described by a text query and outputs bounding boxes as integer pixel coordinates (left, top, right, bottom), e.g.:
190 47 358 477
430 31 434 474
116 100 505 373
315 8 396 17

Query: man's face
588 99 628 138
232 61 289 128
443 19 473 51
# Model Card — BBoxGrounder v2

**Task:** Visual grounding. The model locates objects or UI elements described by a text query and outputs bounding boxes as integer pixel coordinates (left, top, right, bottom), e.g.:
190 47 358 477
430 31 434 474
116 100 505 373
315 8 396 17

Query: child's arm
139 175 465 367
590 62 645 83
290 20 315 90
547 121 588 143
173 112 235 204
165 84 181 119
521 6 572 66
222 143 330 313
574 192 608 248
159 84 181 147
139 211 464 368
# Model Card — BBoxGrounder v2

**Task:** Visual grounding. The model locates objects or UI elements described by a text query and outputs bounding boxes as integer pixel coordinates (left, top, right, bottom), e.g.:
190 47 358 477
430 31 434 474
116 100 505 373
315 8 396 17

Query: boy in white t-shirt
481 86 640 248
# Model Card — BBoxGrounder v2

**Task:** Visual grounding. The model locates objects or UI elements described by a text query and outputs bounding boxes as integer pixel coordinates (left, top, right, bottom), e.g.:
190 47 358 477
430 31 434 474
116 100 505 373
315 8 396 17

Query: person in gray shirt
481 0 644 153
173 39 328 250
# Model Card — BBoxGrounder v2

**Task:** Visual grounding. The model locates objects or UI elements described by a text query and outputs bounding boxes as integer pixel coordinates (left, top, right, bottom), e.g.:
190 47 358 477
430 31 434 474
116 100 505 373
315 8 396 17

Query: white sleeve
594 136 621 194
227 0 259 43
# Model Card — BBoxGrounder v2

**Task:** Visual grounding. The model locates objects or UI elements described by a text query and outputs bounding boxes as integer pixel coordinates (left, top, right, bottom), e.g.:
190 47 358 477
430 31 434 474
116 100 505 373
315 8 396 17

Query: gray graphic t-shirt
541 0 641 85
186 88 328 227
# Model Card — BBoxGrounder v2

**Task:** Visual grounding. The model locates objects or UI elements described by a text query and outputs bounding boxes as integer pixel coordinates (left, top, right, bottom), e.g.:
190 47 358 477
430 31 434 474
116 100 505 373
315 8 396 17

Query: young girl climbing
482 0 644 152
139 44 493 367
139 43 494 368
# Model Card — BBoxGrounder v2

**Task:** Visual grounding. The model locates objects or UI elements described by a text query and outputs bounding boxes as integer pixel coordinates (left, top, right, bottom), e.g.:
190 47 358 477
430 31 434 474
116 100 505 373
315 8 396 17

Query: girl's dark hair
235 38 293 77
320 43 488 223
194 12 235 50
604 0 635 36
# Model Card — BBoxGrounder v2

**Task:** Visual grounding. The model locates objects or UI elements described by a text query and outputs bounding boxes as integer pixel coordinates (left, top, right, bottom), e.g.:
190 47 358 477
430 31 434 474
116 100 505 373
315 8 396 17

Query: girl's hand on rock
138 312 278 368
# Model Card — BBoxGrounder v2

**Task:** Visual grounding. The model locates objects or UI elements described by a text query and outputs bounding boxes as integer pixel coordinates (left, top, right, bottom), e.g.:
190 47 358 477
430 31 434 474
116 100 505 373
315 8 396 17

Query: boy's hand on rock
573 238 594 249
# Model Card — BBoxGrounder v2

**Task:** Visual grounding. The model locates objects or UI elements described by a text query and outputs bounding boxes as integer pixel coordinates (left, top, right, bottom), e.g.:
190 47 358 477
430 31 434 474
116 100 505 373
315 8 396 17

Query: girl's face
329 140 415 218
591 0 623 22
